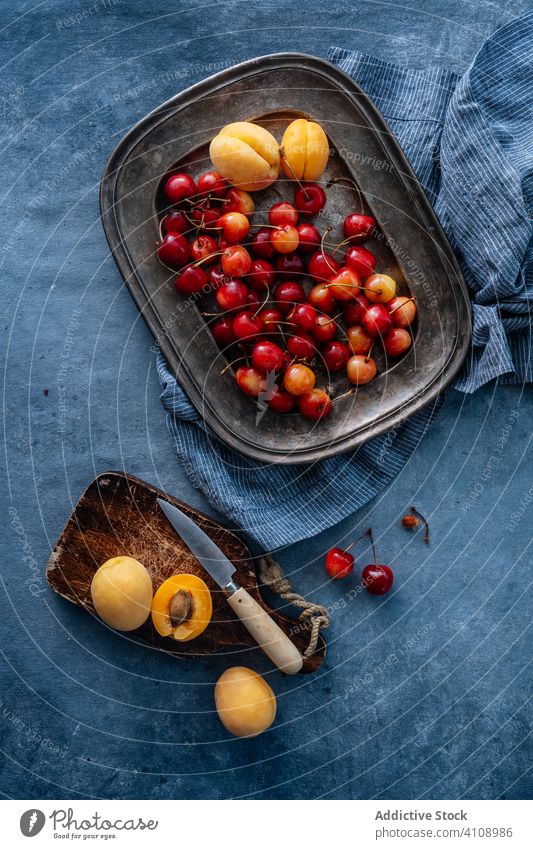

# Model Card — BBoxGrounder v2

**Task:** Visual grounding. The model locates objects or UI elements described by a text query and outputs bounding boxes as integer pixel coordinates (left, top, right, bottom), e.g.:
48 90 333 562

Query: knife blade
157 498 303 675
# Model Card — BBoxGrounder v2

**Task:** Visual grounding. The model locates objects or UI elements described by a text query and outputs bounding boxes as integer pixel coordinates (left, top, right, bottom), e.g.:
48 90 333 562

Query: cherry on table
189 204 220 228
218 211 250 244
207 264 227 290
247 290 261 306
299 388 332 421
365 273 397 304
247 259 276 292
287 332 317 359
216 278 249 311
383 327 412 357
288 303 317 331
272 224 299 254
328 266 361 301
312 314 337 343
325 547 354 579
347 355 377 385
345 245 376 278
268 387 296 413
296 223 321 254
175 264 208 295
161 210 190 236
157 233 191 269
321 340 350 372
361 304 393 337
221 245 252 277
388 296 417 328
362 563 393 595
232 310 263 342
344 295 371 326
235 366 266 397
269 202 298 227
258 306 283 334
274 252 305 278
212 317 235 346
164 172 196 204
250 227 275 259
252 340 284 372
283 363 315 395
274 280 306 314
308 250 340 284
225 188 255 216
308 283 336 315
190 234 217 263
294 182 327 216
196 170 229 199
343 212 376 243
346 324 373 355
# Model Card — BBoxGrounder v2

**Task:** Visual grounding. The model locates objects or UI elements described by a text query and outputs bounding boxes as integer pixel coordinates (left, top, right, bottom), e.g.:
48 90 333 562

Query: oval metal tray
100 52 471 464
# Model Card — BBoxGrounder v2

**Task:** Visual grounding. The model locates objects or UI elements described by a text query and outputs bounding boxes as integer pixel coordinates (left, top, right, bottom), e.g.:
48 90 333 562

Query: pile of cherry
156 169 417 421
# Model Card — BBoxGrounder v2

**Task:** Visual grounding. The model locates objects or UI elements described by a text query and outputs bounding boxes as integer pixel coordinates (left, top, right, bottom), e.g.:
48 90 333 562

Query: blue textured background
1 0 531 800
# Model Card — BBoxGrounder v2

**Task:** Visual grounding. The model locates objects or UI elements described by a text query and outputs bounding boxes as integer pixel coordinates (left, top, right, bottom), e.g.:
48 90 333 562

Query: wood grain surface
46 472 325 673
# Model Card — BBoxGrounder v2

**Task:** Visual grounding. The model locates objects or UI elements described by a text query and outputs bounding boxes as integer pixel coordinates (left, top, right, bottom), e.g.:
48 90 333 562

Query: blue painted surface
0 0 531 800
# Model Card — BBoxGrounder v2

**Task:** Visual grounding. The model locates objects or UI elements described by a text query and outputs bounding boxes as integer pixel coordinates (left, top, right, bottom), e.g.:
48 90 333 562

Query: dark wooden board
46 472 325 673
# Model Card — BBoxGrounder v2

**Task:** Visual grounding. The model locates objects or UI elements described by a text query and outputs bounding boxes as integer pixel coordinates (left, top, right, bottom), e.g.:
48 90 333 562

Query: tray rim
100 52 471 464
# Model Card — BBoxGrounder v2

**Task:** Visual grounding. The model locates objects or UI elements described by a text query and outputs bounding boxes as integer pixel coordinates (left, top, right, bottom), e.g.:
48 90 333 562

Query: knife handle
226 587 303 675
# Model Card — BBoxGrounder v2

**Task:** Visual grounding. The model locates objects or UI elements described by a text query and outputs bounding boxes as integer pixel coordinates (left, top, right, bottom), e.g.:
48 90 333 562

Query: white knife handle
226 586 303 674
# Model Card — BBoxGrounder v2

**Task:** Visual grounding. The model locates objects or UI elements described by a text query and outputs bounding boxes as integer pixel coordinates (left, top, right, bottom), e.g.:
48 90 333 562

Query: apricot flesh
281 118 329 181
215 667 277 738
210 121 280 191
90 556 153 631
151 574 212 642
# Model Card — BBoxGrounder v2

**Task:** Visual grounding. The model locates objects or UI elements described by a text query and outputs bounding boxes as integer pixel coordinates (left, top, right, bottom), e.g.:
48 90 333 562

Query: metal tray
100 52 471 464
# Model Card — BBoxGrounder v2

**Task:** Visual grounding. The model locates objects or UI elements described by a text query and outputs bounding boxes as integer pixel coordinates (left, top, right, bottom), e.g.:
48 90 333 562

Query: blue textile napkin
157 13 533 549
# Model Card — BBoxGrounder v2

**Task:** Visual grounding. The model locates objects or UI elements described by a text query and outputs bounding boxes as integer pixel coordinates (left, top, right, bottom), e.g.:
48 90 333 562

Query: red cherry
218 212 250 244
346 325 373 355
321 340 350 372
247 259 276 292
308 283 336 314
212 317 235 346
251 340 284 372
362 563 393 595
247 290 261 306
345 245 376 278
233 311 263 341
189 204 220 228
161 210 190 236
325 547 354 579
299 389 332 421
328 266 361 302
274 281 306 314
175 265 208 295
343 213 376 243
383 328 412 357
388 296 417 328
308 251 340 284
224 188 255 216
287 332 317 359
190 234 217 262
361 304 393 337
250 228 274 259
235 366 266 398
216 279 249 311
268 202 298 227
274 252 305 279
164 172 196 204
296 223 321 255
196 170 228 199
221 245 252 277
157 233 191 269
268 387 296 413
347 355 377 385
344 295 371 326
312 314 337 343
288 303 317 331
294 182 326 216
258 307 283 334
272 224 299 254
207 264 227 290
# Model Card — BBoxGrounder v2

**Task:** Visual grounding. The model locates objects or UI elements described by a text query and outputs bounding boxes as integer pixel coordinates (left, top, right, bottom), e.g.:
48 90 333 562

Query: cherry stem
279 147 306 193
365 343 375 363
411 506 430 544
320 227 337 274
156 256 181 275
220 356 245 375
332 387 356 403
252 285 270 319
367 527 378 563
327 175 364 215
344 527 373 554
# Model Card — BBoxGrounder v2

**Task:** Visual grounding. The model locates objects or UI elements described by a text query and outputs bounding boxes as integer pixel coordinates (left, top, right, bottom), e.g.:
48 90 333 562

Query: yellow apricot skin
209 121 280 191
151 574 212 642
215 667 277 738
90 556 153 631
280 118 329 181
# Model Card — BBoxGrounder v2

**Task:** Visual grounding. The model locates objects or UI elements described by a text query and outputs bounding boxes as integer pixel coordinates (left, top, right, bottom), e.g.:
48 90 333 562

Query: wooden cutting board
46 472 325 673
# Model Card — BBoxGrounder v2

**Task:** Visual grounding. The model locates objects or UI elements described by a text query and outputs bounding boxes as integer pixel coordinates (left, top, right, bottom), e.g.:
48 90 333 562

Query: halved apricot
151 574 212 642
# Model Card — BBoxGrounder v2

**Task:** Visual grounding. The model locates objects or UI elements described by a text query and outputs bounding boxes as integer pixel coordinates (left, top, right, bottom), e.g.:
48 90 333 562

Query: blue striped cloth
157 13 533 549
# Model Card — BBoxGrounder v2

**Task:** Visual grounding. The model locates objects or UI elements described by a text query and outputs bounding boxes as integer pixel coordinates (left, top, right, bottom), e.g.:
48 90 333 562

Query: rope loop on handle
257 554 329 658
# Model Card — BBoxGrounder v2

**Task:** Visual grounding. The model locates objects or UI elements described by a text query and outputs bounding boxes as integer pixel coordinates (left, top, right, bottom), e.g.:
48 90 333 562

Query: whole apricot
215 667 277 738
209 121 280 191
280 118 329 181
90 556 153 631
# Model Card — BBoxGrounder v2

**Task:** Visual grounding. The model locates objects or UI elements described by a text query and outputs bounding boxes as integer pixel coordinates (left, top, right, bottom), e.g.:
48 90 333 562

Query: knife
157 498 303 675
